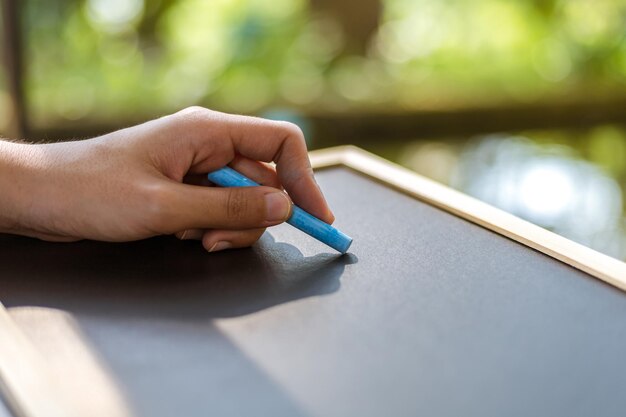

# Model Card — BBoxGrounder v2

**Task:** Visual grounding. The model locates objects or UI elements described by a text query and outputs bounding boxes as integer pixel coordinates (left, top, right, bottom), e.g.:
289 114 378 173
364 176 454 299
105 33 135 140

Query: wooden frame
309 145 626 291
1 145 625 417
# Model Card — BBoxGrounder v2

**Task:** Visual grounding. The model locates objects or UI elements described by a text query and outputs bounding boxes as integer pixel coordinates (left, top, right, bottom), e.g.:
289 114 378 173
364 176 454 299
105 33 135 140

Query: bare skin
0 107 334 252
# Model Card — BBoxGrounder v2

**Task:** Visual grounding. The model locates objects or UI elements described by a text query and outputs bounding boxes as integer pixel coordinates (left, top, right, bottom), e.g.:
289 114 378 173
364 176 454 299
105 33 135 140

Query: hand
0 107 334 251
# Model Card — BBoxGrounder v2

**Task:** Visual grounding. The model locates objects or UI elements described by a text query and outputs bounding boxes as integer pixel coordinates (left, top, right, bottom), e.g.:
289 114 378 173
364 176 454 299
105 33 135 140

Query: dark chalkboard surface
2 166 626 417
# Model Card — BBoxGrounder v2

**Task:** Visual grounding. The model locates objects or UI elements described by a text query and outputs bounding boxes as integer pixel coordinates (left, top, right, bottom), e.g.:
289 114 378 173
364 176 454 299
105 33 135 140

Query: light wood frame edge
310 145 626 291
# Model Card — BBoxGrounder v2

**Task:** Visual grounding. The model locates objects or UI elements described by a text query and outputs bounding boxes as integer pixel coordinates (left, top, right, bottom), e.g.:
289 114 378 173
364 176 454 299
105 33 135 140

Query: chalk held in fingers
207 166 353 254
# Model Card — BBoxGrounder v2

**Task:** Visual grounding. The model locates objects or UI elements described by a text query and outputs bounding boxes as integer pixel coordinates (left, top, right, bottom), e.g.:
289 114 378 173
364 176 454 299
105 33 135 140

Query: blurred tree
1 0 26 137
310 0 381 54
6 0 626 133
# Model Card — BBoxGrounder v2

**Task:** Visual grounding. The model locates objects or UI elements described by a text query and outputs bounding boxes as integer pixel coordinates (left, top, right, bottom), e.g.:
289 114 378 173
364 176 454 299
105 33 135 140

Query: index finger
179 108 335 224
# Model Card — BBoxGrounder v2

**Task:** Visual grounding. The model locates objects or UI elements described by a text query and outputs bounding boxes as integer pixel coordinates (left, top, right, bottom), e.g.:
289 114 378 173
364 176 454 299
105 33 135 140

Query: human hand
0 107 334 251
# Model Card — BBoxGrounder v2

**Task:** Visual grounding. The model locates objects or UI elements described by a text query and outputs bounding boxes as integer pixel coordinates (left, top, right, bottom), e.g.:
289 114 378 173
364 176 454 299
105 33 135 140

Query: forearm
0 140 32 234
0 138 104 242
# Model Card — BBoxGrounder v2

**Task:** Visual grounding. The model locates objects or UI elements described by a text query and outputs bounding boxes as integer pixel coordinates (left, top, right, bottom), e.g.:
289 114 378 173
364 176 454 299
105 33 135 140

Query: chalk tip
336 236 353 254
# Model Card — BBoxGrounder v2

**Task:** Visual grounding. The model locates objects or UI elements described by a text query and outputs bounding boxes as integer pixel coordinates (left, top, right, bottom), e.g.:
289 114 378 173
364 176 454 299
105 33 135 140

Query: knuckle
178 106 210 117
174 106 215 130
277 122 308 155
278 121 305 140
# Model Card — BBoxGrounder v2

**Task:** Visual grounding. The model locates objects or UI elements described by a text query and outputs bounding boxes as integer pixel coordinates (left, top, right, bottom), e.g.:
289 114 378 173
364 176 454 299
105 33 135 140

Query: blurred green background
1 0 626 260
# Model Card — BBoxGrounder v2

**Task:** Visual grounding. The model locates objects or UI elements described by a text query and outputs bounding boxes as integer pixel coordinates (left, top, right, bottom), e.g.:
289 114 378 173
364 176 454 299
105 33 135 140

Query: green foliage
19 0 626 124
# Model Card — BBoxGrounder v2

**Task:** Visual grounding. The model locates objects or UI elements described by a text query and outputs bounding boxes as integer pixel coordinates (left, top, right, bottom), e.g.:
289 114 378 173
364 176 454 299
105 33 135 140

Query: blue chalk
207 166 353 254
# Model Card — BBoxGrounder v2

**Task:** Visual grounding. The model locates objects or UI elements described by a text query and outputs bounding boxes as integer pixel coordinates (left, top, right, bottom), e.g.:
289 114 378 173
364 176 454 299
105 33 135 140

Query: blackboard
1 152 626 417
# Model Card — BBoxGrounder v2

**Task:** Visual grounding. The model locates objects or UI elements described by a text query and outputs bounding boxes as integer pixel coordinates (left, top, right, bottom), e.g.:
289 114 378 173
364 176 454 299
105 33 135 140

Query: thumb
160 183 292 232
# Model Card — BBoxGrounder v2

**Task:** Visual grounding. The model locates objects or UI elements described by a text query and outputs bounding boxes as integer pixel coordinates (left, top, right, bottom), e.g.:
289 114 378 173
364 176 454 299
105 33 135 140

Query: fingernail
264 192 291 223
208 241 232 252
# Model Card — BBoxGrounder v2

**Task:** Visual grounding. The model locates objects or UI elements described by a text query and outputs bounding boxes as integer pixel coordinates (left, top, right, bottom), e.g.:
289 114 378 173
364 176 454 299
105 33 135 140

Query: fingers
223 115 335 223
175 227 265 252
185 157 279 190
172 156 281 235
172 107 334 224
229 155 281 189
160 182 292 233
202 228 265 252
175 229 204 240
186 156 279 188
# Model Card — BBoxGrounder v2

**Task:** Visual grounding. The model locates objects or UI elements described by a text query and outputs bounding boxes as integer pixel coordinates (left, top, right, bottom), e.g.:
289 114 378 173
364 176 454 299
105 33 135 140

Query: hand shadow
0 231 358 320
0 232 359 417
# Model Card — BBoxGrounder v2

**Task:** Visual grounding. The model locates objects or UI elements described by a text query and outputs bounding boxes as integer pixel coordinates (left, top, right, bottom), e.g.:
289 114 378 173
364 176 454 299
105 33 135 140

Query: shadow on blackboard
0 232 357 417
0 231 357 319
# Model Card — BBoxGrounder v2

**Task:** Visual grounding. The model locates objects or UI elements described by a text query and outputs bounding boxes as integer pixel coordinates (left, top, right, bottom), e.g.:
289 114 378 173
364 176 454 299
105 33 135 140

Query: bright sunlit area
388 126 626 260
